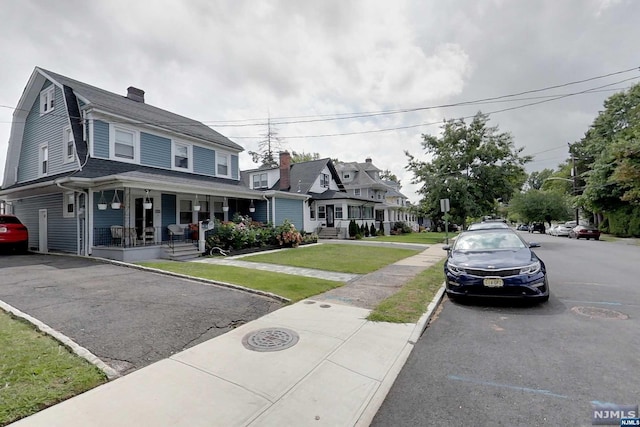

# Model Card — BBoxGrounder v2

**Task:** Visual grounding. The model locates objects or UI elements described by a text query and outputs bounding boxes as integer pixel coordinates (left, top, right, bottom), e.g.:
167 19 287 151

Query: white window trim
63 126 75 164
40 86 55 115
177 197 195 225
39 142 48 177
172 140 193 172
216 152 231 178
318 205 326 219
252 172 268 189
354 188 361 196
63 191 75 218
109 124 140 163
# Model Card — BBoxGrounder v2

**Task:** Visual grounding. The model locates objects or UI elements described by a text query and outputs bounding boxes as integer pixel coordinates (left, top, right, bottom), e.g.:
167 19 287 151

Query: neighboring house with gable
0 67 303 261
335 158 418 234
242 152 380 239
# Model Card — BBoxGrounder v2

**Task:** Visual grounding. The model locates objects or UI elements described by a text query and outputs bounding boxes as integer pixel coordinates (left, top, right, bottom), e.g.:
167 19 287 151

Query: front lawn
372 232 455 245
240 243 421 274
137 262 342 302
0 311 107 426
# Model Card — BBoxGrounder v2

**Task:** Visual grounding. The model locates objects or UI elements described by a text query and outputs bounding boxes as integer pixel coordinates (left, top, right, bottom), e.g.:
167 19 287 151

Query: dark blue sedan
443 229 549 302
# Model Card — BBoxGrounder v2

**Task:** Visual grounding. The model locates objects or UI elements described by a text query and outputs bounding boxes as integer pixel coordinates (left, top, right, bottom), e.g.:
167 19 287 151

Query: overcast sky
1 0 638 202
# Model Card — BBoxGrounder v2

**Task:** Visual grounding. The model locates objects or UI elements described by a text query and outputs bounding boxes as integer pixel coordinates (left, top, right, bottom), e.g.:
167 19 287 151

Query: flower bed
205 215 317 255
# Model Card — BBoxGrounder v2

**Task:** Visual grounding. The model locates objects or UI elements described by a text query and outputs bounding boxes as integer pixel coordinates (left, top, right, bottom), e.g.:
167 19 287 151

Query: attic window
64 127 75 163
343 173 350 179
40 86 55 115
320 173 329 188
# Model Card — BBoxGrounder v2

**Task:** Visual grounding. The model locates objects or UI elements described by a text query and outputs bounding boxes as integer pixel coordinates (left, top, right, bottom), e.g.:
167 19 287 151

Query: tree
248 116 286 168
380 169 399 183
525 169 554 190
508 190 571 224
577 83 640 212
291 151 321 163
406 112 530 228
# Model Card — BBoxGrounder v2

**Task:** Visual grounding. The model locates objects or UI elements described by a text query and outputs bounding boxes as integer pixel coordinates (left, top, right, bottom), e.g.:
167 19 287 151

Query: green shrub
348 219 358 238
370 223 377 236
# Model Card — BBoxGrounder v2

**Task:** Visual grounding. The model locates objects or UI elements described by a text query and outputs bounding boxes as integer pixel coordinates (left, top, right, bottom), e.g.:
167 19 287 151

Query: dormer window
253 173 268 189
40 86 55 115
343 173 350 179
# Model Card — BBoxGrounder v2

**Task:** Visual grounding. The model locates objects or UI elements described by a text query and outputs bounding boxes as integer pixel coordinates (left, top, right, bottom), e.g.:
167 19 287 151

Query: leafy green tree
406 112 530 228
526 169 554 190
509 190 571 224
576 83 640 213
291 151 321 163
380 169 399 183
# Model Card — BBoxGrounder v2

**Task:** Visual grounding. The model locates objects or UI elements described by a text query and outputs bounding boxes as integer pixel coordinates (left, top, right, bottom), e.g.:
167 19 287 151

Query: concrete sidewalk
11 245 447 427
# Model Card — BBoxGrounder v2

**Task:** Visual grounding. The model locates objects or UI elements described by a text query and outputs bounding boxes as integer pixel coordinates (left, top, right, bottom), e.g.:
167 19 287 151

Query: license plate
0 227 6 233
483 278 504 288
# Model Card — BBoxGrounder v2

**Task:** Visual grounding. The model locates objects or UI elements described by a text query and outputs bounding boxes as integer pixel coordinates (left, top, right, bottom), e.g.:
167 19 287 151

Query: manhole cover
571 306 629 320
242 328 300 352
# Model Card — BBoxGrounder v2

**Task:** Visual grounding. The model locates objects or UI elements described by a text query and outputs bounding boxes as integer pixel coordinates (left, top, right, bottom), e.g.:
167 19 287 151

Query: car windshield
454 231 527 251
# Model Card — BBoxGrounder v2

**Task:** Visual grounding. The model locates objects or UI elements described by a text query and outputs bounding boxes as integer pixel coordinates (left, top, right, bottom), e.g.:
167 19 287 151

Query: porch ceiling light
194 194 201 212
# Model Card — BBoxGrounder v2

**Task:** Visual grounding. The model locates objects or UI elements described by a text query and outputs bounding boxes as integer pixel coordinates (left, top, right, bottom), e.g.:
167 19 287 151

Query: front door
326 205 334 227
135 197 154 239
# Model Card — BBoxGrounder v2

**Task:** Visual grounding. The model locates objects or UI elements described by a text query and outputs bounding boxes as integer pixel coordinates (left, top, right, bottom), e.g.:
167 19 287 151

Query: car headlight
520 261 541 275
447 262 466 276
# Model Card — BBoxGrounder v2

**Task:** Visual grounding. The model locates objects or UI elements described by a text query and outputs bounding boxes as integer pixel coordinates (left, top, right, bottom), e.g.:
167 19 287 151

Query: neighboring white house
335 158 418 234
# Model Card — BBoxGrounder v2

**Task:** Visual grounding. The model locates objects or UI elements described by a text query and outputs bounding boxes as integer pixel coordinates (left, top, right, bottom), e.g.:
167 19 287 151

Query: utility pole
569 143 579 225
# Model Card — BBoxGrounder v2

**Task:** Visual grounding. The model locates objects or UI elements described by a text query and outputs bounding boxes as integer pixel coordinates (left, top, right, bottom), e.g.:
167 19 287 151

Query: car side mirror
442 245 451 251
529 242 540 248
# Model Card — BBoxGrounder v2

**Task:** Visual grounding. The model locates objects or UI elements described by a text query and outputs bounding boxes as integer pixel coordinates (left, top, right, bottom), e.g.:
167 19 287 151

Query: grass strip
372 232 454 245
138 262 342 302
0 310 107 426
240 244 420 274
367 259 445 324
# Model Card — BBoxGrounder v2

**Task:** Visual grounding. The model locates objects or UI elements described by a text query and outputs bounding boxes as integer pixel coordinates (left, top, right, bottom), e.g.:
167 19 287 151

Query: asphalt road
372 231 640 427
0 254 282 375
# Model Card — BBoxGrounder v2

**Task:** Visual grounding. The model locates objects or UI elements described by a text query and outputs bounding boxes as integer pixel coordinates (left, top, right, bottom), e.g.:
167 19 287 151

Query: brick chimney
126 86 145 103
279 151 291 191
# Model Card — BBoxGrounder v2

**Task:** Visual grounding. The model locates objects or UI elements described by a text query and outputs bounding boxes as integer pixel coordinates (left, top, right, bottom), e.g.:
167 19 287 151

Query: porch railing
93 226 169 248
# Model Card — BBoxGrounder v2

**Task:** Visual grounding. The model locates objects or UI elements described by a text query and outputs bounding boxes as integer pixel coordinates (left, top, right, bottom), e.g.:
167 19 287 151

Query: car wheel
18 241 29 254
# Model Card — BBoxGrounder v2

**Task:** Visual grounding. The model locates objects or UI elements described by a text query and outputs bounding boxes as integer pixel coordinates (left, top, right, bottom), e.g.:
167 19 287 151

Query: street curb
355 283 447 426
0 299 120 380
95 257 292 304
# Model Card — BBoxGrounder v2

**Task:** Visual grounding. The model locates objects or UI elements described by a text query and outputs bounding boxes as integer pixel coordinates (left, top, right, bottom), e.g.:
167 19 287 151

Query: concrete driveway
0 253 282 375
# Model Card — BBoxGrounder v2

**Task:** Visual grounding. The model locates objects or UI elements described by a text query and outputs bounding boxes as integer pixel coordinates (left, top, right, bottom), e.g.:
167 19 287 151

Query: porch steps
164 242 202 261
317 227 340 239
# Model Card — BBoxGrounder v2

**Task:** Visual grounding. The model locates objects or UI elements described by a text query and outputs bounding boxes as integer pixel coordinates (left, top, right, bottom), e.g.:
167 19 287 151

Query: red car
0 214 29 253
569 225 601 240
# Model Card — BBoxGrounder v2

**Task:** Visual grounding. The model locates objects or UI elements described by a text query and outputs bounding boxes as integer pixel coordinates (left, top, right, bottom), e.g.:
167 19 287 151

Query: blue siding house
0 67 304 261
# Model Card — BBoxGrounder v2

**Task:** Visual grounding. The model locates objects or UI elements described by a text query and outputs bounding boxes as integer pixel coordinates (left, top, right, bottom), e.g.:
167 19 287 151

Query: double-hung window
40 86 55 115
173 142 191 170
64 127 75 163
335 206 343 219
113 127 137 161
318 205 326 219
39 143 48 176
252 173 268 189
354 188 361 196
217 154 229 177
179 199 193 224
